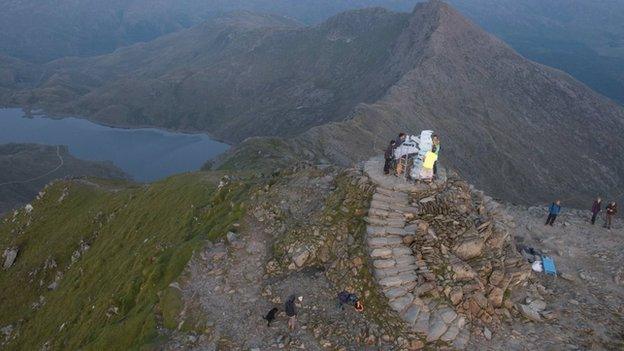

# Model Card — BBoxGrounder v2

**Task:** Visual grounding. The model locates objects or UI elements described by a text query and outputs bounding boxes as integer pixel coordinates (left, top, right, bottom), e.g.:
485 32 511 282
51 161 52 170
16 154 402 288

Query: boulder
519 304 542 322
488 287 504 307
292 250 310 267
453 235 485 260
2 248 18 270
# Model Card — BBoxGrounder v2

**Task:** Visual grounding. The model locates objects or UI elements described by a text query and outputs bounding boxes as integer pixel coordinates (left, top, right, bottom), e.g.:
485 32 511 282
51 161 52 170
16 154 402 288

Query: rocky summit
0 158 623 350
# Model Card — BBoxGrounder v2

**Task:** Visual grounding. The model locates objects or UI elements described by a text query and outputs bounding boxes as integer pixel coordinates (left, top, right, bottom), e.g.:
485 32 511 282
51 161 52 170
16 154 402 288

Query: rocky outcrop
2 248 18 270
363 157 531 348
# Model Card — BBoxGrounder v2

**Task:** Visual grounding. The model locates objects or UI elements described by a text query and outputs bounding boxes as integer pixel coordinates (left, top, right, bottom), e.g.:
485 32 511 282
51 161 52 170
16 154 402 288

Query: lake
0 108 229 182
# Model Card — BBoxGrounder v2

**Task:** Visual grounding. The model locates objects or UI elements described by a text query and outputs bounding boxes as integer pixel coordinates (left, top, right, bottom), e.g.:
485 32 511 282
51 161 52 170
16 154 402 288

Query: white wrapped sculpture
410 130 434 179
393 135 420 159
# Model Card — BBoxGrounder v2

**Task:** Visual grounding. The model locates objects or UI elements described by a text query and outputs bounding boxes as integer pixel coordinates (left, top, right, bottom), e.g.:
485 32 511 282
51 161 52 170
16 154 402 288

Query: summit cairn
363 157 530 348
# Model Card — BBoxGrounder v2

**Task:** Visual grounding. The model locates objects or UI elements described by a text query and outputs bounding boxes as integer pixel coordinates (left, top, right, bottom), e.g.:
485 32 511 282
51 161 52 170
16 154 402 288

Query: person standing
605 202 617 230
285 294 303 330
419 146 438 182
545 200 562 226
590 197 602 225
383 140 396 175
432 134 441 177
395 133 407 147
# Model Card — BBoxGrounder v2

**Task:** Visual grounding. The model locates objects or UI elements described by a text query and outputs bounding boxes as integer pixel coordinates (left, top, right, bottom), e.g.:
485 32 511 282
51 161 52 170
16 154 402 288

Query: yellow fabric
423 151 438 169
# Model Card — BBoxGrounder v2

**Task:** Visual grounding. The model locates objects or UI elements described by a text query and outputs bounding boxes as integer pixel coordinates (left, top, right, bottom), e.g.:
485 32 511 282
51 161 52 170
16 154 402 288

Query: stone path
363 157 470 348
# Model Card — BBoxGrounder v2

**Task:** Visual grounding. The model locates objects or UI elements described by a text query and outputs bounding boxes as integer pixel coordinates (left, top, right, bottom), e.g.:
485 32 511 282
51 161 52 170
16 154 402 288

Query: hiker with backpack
545 200 561 226
590 197 602 225
605 202 617 230
383 140 396 175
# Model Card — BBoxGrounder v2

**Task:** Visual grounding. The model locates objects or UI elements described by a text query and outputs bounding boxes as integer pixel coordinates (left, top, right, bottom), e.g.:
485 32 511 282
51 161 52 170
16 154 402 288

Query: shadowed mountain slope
2 1 624 207
0 143 129 213
297 2 624 206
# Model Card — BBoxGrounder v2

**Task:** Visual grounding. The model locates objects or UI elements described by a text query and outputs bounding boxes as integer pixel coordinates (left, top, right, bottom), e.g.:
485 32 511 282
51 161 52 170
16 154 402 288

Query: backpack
338 291 358 305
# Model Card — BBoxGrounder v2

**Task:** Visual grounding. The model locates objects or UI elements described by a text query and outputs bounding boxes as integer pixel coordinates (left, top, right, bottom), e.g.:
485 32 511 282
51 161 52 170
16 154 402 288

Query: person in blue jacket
545 200 562 226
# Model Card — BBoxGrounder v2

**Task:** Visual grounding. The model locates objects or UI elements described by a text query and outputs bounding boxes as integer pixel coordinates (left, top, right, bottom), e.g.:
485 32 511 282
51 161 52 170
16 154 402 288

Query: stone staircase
363 157 470 348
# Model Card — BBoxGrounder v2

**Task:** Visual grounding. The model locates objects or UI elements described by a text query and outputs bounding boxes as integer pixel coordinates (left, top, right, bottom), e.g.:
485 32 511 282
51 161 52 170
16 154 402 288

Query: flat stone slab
374 267 400 279
392 247 413 256
402 304 422 324
373 259 396 269
368 236 403 248
379 274 416 287
367 226 386 236
370 248 393 259
395 255 416 266
389 293 414 313
396 264 419 273
427 314 449 342
364 216 386 226
384 287 408 299
413 310 430 334
386 227 409 236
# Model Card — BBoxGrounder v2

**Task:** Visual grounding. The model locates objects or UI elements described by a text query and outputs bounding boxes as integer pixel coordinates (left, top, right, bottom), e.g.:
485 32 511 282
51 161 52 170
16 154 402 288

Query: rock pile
363 157 531 348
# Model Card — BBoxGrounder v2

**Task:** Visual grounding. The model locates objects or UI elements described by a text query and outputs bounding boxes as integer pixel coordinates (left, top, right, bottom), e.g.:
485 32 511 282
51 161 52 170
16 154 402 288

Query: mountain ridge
2 1 624 207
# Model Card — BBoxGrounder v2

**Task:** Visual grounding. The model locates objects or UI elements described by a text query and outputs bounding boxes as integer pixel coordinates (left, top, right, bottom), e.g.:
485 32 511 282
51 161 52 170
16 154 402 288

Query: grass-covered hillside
0 172 253 350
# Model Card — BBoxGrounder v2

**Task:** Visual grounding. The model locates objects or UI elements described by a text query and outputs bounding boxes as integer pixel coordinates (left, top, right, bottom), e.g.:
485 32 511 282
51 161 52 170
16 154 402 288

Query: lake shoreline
0 108 230 182
20 107 233 146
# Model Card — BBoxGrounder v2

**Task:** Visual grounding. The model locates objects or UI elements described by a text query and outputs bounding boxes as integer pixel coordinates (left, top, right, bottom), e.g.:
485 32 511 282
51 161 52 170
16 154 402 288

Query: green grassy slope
0 172 253 350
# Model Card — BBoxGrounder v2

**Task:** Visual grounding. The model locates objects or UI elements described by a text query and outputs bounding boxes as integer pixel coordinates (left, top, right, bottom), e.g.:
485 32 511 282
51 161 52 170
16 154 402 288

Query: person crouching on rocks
545 200 561 226
285 294 303 330
383 140 396 175
605 202 617 230
590 197 602 225
419 146 438 183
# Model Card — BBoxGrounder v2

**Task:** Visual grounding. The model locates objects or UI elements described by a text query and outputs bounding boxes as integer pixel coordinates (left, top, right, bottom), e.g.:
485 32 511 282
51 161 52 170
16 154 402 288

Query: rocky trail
161 159 623 350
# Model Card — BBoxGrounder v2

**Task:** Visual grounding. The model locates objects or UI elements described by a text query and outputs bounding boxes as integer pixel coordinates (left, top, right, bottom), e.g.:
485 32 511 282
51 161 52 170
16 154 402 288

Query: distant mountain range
1 1 623 207
1 0 622 104
0 144 128 213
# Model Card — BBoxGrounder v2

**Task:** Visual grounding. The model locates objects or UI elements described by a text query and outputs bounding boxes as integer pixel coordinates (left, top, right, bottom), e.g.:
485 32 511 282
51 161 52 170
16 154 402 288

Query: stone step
383 287 408 299
373 259 396 269
396 264 419 274
392 247 413 257
372 193 406 204
386 227 410 236
364 216 386 226
366 226 386 236
387 219 407 227
395 255 417 266
378 273 417 287
370 248 393 259
376 187 409 200
368 236 404 248
374 267 401 279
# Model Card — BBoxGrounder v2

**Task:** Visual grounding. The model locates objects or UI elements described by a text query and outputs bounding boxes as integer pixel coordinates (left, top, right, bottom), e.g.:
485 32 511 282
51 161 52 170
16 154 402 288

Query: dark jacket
285 295 297 317
384 144 395 160
606 204 617 215
549 203 562 215
591 200 602 214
